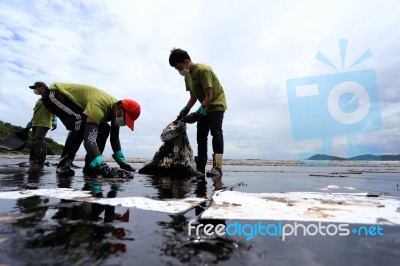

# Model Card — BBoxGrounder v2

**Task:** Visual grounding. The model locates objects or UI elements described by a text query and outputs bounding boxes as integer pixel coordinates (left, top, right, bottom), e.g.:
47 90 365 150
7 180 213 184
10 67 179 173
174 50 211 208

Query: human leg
29 126 49 167
196 116 209 174
206 111 224 177
57 128 85 175
83 123 111 176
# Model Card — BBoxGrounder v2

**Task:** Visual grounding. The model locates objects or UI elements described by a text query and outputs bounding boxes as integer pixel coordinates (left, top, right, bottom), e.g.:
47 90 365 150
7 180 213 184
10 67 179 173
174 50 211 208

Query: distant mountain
380 154 400 161
348 154 380 161
0 120 64 155
307 154 346 161
307 153 400 161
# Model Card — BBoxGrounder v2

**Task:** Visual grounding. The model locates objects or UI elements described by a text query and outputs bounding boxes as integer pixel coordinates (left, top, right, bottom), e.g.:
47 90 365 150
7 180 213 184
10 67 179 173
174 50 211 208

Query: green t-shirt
184 64 227 112
32 100 53 128
48 83 117 124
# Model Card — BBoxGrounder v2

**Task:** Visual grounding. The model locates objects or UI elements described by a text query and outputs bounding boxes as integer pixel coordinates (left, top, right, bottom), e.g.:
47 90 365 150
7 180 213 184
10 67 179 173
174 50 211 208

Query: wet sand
0 155 399 265
3 154 400 167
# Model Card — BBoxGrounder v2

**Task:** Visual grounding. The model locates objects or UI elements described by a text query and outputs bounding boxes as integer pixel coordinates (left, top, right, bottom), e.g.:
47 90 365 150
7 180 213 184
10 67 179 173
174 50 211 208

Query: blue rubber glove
51 117 58 131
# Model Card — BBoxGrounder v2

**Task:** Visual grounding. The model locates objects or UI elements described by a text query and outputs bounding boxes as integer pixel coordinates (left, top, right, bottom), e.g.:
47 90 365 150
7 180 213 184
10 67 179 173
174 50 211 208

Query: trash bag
138 121 198 177
0 131 29 151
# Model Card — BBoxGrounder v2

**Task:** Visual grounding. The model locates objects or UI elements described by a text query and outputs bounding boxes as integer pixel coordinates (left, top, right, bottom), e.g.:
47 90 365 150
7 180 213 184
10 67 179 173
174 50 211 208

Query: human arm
186 92 198 109
200 87 213 109
194 87 212 116
182 89 212 123
197 67 214 114
25 121 32 130
177 93 197 120
22 121 32 134
110 126 135 172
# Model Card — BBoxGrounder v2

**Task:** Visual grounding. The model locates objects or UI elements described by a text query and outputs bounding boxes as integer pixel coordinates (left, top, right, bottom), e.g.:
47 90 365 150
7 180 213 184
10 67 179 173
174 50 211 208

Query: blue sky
0 0 399 160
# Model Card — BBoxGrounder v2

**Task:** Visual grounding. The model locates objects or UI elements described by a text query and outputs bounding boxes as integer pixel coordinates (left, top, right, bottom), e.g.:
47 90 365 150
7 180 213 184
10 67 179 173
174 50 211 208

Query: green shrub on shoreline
0 120 64 155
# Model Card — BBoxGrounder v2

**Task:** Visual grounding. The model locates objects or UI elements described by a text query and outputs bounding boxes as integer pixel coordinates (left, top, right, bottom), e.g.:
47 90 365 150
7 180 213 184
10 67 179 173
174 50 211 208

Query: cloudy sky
0 0 399 160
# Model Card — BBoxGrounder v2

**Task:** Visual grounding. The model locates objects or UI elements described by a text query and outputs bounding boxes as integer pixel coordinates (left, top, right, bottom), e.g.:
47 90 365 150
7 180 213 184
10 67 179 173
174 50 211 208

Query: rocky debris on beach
138 121 199 177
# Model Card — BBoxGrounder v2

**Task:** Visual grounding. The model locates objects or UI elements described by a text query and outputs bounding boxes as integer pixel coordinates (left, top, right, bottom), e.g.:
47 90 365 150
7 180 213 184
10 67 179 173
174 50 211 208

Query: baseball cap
121 99 141 131
29 81 47 89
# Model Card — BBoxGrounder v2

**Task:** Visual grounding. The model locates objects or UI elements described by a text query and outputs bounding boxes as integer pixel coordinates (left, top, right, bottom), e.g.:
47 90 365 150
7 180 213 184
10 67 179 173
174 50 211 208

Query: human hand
25 122 32 130
176 106 190 121
197 106 207 117
118 162 135 172
183 112 200 124
51 117 58 131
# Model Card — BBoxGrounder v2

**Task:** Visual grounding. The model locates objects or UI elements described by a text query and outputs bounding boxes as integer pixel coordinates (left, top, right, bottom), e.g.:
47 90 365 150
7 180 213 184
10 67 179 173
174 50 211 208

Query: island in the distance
307 154 400 161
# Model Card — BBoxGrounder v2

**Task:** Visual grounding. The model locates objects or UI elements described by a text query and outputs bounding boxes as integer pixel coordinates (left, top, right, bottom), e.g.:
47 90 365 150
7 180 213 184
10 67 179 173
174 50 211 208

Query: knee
210 128 223 138
196 132 208 143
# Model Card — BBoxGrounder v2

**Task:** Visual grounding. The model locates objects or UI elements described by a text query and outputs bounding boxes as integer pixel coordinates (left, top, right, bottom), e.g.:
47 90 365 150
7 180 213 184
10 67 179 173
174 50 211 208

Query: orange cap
121 99 141 131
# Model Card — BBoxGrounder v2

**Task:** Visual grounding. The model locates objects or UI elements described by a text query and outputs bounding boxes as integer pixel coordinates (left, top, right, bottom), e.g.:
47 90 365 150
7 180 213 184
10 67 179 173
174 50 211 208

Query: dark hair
169 48 191 66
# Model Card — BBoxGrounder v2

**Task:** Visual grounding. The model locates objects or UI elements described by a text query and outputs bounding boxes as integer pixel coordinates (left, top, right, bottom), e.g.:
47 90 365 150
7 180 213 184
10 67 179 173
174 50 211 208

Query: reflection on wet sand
3 178 133 265
0 163 47 190
4 157 399 265
147 174 246 264
149 176 193 199
148 174 226 200
1 161 241 266
157 211 250 265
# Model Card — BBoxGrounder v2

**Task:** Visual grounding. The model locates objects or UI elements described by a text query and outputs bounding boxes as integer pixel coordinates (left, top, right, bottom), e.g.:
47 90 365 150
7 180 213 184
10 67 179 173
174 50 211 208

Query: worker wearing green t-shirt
29 82 141 178
23 98 57 168
169 48 227 178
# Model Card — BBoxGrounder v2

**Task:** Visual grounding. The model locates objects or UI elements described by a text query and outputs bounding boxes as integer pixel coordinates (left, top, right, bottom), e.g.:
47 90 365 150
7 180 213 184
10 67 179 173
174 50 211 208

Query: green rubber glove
177 106 191 121
112 150 135 171
51 117 57 131
112 150 126 164
25 121 32 130
197 106 207 116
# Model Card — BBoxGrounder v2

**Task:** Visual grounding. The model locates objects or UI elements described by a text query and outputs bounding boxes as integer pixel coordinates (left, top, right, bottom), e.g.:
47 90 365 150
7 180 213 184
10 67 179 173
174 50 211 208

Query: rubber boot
56 155 75 176
192 156 207 178
206 153 223 178
195 156 208 174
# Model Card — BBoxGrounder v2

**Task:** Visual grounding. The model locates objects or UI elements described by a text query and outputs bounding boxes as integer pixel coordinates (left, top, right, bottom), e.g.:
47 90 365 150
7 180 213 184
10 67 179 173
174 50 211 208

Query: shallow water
0 157 399 266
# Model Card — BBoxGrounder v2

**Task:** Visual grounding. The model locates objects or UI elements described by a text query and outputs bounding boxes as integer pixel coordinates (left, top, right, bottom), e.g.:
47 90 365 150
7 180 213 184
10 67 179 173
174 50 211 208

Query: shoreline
2 154 400 167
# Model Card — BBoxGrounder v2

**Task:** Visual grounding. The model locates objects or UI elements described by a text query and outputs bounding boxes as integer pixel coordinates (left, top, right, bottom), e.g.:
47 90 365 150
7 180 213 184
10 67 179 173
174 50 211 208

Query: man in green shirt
169 48 227 178
24 97 57 169
29 82 141 178
28 81 86 176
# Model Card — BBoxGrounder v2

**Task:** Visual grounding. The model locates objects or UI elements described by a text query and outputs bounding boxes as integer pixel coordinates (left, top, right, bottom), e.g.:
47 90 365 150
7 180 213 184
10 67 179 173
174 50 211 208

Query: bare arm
185 92 198 108
201 87 213 107
86 117 96 124
110 126 121 152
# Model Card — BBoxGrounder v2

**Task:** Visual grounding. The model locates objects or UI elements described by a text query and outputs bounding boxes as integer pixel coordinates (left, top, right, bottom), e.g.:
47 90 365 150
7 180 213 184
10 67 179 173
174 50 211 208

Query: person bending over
29 82 140 178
